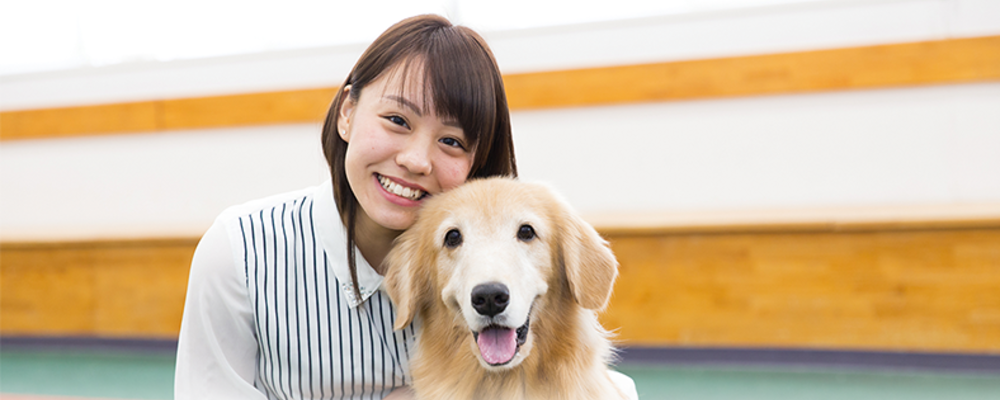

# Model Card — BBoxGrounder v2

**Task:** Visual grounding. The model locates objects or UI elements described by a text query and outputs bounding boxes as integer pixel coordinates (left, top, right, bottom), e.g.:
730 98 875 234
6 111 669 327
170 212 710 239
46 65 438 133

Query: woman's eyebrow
383 95 423 117
383 94 463 129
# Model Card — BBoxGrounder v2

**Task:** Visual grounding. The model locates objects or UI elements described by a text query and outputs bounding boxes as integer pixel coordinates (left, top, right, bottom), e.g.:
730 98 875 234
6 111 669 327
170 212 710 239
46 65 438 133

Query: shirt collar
313 179 384 308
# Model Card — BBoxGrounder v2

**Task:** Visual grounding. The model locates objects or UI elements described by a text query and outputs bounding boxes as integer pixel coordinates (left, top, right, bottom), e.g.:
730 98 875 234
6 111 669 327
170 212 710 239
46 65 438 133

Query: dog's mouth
472 318 530 366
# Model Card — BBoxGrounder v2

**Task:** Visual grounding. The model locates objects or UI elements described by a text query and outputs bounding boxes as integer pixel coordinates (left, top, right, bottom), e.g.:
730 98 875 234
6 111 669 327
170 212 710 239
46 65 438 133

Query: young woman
175 14 635 400
174 14 515 400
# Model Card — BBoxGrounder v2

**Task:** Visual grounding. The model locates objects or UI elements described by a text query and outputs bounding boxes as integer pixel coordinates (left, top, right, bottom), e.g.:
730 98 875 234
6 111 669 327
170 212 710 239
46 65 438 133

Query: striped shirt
175 180 417 400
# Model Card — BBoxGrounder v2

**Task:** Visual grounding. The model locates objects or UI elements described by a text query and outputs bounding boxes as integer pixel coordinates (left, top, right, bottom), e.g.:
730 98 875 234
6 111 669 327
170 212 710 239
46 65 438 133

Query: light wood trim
0 239 197 338
159 87 337 131
600 228 1000 353
504 35 1000 109
3 226 1000 353
2 36 998 141
0 88 337 141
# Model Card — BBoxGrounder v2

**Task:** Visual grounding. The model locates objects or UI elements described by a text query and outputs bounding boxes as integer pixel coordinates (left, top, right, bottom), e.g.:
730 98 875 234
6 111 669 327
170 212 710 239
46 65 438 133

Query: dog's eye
444 228 463 248
517 224 536 242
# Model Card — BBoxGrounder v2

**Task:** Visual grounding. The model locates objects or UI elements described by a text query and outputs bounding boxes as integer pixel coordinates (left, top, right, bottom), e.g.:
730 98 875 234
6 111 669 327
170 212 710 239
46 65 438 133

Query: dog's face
384 178 618 371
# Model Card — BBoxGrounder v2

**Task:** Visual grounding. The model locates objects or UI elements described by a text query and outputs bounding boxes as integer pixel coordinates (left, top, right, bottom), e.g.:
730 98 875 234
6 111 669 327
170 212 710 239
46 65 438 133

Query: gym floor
2 345 1000 400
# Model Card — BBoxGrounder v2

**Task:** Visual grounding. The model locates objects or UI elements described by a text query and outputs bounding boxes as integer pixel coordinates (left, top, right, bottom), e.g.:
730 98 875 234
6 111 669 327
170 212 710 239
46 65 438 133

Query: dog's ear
559 210 619 311
383 229 430 330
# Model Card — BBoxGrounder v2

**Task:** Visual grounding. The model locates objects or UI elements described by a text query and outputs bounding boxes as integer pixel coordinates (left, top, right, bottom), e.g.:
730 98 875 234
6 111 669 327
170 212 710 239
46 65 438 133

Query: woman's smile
376 173 428 203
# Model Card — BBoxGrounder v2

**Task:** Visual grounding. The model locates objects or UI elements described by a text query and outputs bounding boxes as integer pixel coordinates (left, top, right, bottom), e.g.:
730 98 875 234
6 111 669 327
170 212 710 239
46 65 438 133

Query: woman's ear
383 229 430 330
337 85 354 142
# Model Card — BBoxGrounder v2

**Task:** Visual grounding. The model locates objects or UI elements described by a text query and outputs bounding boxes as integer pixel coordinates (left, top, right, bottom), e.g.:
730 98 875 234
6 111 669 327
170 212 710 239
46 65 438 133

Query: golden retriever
384 177 628 400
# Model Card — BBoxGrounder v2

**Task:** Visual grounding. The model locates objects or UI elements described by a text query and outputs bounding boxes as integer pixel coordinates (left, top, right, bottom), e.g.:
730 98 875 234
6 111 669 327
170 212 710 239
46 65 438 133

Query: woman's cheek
440 158 473 192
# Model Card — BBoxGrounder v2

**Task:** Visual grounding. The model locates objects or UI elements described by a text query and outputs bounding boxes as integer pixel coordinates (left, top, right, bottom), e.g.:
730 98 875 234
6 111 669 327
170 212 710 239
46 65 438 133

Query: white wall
2 0 999 241
514 83 1000 213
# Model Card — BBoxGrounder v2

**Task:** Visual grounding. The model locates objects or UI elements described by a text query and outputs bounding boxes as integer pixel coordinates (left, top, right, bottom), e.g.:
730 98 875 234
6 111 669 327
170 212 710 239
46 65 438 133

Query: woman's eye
440 137 464 149
386 115 409 129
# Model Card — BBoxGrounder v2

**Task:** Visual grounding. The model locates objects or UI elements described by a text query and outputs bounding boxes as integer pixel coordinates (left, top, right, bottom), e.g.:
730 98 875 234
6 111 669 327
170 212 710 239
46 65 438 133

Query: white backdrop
2 0 999 241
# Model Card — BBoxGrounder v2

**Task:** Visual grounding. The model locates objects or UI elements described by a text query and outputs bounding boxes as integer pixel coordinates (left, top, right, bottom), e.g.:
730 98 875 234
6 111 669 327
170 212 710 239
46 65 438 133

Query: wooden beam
601 228 1000 353
504 35 1000 109
2 226 999 353
2 36 998 141
0 239 197 339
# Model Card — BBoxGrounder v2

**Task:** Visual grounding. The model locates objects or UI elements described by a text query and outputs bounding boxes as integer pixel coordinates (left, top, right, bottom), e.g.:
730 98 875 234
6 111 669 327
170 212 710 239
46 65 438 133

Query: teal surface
616 363 1000 400
3 349 1000 399
0 349 176 399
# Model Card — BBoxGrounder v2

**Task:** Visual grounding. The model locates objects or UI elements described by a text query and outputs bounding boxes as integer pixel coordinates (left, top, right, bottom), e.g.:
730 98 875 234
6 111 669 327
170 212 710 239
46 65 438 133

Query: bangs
341 14 513 179
379 26 503 176
425 26 501 158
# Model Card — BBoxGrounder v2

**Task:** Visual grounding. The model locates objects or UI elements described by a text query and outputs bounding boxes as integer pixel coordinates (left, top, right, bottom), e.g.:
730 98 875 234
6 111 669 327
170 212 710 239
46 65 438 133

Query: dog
384 177 629 400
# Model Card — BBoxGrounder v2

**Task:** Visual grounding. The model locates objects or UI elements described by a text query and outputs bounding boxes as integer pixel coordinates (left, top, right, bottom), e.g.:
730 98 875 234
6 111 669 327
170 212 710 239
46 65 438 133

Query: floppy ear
559 210 619 311
383 229 430 330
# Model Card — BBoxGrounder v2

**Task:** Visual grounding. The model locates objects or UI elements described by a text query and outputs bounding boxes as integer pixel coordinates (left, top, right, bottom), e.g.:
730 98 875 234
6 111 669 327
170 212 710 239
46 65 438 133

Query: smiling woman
171 14 525 400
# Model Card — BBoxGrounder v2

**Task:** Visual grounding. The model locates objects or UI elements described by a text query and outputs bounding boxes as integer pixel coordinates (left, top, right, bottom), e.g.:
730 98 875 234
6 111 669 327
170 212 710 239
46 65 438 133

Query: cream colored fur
384 177 627 400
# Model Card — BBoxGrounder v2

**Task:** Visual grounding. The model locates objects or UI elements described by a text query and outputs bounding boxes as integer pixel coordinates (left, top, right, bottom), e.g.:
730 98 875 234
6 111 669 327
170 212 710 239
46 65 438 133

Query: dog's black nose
471 282 509 317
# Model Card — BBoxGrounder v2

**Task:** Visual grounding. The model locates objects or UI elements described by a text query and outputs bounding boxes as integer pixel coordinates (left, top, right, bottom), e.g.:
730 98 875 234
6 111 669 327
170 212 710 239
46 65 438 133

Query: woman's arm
174 220 266 400
610 370 639 400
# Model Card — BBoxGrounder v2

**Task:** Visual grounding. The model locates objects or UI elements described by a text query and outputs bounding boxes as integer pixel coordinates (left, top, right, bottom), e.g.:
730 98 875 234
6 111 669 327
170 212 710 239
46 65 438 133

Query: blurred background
2 0 999 399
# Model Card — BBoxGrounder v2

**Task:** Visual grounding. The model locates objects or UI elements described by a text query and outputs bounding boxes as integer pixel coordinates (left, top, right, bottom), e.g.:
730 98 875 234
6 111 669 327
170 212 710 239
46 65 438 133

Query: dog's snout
471 283 509 317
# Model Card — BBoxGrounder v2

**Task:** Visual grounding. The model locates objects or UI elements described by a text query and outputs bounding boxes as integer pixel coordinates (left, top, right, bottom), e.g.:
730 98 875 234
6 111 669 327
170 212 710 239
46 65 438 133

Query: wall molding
2 35 998 141
3 222 999 352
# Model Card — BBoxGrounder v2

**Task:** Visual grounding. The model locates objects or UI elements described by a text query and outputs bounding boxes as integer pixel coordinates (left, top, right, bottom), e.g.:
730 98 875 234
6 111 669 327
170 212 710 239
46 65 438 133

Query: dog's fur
384 177 627 400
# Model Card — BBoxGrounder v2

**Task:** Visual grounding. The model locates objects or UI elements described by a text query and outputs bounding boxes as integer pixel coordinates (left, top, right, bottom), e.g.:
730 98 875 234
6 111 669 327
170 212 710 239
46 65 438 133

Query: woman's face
338 64 474 231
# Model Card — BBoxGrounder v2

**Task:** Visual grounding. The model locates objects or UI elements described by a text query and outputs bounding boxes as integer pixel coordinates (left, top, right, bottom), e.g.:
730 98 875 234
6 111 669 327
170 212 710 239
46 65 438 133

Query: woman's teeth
379 175 425 201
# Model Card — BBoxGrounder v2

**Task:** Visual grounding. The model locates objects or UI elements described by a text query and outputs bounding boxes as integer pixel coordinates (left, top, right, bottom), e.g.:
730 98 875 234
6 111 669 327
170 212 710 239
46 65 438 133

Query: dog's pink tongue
477 327 517 365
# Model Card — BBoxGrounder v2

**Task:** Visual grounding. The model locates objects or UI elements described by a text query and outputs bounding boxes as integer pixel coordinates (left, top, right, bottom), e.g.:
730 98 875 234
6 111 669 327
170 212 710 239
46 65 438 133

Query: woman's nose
395 134 433 175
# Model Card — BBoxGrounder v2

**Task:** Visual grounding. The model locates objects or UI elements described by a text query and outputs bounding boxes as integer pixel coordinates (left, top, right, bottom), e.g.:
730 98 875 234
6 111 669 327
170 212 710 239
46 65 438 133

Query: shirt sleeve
174 218 266 400
609 369 639 400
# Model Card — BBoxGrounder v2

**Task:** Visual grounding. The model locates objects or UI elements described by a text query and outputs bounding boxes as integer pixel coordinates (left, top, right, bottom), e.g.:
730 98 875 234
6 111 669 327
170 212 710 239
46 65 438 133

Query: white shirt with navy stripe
176 180 418 400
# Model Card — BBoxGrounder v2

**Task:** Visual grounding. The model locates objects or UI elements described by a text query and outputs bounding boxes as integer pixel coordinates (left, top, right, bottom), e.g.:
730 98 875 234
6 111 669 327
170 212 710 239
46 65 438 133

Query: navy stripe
375 293 389 394
296 197 315 399
389 303 404 387
401 324 411 387
259 210 278 396
334 251 345 400
270 206 290 400
308 201 323 400
357 307 366 400
367 304 375 400
289 201 305 399
278 204 291 398
348 298 355 399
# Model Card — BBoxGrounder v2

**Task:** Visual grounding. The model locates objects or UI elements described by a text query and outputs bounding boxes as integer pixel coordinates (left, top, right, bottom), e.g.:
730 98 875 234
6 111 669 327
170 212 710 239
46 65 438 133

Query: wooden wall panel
504 35 1000 109
158 87 337 131
0 240 198 338
600 229 1000 353
3 228 999 353
0 88 337 141
2 36 998 141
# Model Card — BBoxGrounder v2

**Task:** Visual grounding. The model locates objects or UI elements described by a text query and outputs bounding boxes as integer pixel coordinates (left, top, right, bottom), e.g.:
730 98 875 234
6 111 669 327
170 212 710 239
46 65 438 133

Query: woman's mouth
377 174 427 201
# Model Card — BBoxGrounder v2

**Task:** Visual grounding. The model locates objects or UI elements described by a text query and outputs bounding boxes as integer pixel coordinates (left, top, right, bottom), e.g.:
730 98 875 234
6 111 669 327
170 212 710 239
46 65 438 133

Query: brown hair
320 14 517 302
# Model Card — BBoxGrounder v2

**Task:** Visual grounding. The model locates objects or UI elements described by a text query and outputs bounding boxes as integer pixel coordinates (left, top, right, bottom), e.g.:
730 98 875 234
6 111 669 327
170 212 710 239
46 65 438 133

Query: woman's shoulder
216 183 325 224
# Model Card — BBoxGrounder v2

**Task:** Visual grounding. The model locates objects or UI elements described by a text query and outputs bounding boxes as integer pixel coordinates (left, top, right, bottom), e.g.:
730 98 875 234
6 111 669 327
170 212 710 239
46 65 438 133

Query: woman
175 14 634 400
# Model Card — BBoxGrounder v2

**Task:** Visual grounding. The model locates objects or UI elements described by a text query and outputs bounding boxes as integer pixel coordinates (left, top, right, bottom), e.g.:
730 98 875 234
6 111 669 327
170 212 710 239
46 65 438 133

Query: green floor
2 349 999 399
